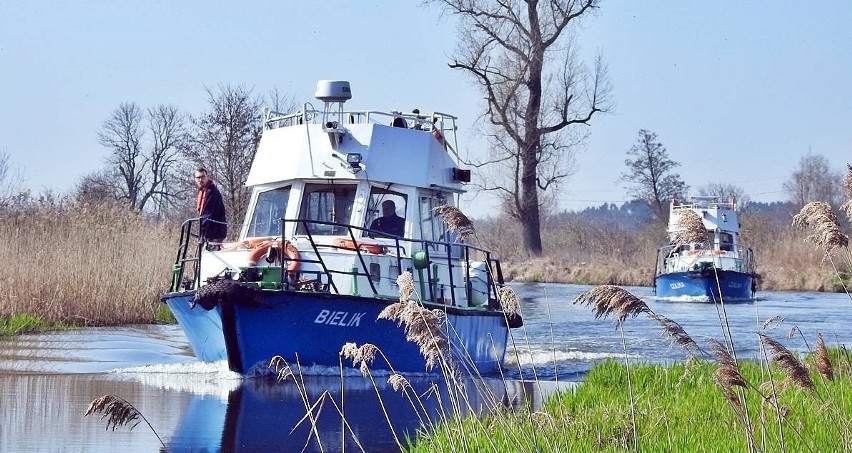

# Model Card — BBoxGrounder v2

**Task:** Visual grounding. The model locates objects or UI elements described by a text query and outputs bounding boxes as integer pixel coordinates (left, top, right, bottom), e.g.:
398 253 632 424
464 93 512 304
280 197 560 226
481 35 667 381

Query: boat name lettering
669 282 685 289
314 309 366 327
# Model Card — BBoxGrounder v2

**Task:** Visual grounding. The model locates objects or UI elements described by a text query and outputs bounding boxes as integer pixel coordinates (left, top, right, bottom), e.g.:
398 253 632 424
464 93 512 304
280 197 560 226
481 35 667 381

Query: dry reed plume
378 293 448 370
709 339 747 408
497 286 520 314
573 285 649 325
840 164 852 220
85 395 164 447
814 333 833 381
671 209 707 245
760 334 815 392
574 285 705 358
792 201 848 257
648 313 704 357
397 271 416 302
340 342 380 376
433 205 475 242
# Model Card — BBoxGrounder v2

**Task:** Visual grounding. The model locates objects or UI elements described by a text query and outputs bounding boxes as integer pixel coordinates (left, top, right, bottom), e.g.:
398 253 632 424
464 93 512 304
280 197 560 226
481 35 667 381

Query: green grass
154 304 176 324
407 358 852 452
0 314 74 335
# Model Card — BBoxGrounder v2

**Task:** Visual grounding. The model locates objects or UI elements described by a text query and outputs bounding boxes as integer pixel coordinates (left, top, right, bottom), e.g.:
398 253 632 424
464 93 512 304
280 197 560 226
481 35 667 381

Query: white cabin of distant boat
661 197 750 275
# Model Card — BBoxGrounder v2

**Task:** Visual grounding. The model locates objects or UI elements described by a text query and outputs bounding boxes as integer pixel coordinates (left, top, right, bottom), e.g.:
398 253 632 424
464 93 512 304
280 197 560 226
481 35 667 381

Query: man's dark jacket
200 182 227 241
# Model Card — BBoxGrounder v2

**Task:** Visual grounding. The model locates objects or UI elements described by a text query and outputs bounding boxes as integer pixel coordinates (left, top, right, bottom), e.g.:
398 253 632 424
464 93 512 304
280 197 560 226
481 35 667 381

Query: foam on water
506 348 635 367
110 360 241 399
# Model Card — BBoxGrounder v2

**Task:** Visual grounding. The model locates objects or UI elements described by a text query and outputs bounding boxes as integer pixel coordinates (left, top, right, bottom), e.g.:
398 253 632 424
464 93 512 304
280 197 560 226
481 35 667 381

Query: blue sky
2 2 851 217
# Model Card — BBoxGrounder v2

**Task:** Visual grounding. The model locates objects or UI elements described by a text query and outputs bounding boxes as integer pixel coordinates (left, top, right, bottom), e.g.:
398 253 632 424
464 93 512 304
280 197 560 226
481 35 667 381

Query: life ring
333 238 388 255
247 240 301 276
221 237 274 251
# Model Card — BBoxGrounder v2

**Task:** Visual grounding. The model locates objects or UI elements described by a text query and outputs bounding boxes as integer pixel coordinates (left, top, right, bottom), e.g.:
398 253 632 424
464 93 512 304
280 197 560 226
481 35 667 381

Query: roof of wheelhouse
245 80 468 193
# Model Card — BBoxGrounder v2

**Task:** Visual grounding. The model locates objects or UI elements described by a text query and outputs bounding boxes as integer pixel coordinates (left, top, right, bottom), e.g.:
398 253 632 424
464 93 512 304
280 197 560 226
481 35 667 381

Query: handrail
280 217 503 307
168 216 506 310
170 217 204 292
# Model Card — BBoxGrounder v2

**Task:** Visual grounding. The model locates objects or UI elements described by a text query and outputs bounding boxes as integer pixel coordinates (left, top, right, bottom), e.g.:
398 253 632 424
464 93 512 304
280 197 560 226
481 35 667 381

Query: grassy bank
407 278 851 451
409 356 851 452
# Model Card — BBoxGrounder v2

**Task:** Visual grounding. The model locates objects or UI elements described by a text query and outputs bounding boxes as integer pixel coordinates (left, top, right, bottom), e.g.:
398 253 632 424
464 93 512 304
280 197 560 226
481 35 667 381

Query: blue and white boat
653 197 756 301
162 80 521 374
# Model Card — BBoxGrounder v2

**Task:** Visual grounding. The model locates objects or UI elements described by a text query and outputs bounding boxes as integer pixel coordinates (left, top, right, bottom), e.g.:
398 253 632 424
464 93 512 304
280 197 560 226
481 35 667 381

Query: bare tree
98 102 144 208
188 84 263 228
94 103 188 212
621 129 688 221
696 183 750 209
266 86 300 113
782 153 842 209
436 0 611 256
0 149 23 207
142 105 189 217
76 168 123 205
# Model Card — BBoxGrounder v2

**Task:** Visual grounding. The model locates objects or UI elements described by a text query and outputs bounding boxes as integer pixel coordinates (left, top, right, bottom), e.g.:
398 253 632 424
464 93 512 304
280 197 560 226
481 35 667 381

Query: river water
1 284 850 452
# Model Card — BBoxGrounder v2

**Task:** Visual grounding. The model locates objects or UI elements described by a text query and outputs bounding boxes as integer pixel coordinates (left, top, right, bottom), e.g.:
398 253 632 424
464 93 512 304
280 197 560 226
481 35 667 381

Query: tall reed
0 201 176 325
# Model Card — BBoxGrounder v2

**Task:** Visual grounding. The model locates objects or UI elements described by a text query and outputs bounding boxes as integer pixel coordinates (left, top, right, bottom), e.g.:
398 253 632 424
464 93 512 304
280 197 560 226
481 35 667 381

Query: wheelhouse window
247 186 290 238
365 189 407 238
418 193 449 249
297 183 357 236
720 232 734 251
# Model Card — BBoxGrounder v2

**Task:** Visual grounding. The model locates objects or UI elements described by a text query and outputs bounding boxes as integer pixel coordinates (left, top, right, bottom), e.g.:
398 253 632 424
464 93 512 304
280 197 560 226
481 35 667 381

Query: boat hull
218 291 510 375
655 270 754 301
162 292 227 361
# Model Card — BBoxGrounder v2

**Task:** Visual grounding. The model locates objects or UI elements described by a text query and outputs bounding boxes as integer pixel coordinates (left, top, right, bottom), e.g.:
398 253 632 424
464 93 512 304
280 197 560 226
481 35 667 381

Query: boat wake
505 348 634 366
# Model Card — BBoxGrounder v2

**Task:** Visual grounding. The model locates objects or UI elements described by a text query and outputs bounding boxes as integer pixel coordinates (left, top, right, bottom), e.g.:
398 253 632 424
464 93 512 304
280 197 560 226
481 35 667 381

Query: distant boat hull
162 292 227 361
217 290 511 375
655 270 754 301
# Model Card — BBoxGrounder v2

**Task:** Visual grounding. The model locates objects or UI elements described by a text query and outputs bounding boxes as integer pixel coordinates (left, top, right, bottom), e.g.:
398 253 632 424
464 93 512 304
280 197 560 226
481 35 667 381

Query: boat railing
654 244 755 277
263 105 460 153
279 218 504 309
671 196 736 211
167 216 506 309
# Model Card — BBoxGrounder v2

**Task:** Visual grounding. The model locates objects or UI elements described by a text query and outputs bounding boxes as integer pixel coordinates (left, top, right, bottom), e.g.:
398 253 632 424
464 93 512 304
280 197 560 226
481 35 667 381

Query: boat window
418 194 449 250
297 183 357 236
365 189 407 238
246 186 290 238
720 232 734 251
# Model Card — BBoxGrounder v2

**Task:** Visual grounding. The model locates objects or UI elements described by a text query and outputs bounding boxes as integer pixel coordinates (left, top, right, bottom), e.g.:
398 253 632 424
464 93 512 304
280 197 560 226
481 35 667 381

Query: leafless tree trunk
620 129 688 222
436 0 610 256
783 153 842 209
188 84 262 229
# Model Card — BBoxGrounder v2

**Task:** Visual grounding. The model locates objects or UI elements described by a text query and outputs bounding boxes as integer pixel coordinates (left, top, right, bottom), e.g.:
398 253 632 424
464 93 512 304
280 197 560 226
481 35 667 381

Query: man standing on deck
195 168 227 247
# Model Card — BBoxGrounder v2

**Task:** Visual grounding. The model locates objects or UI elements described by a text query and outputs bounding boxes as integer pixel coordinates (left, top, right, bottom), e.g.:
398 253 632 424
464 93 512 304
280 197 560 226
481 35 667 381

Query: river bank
1 201 848 331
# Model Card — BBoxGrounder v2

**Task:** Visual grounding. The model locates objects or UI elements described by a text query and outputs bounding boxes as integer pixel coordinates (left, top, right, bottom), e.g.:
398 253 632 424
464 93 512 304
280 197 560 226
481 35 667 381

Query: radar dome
315 80 352 103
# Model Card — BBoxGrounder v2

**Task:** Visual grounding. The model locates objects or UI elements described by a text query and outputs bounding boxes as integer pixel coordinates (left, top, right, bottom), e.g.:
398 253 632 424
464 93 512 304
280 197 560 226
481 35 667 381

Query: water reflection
168 374 567 452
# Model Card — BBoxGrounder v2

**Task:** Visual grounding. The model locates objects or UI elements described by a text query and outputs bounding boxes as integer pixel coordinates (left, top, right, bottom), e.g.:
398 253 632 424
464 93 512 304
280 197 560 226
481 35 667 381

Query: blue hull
162 292 227 361
219 291 510 374
655 270 754 301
